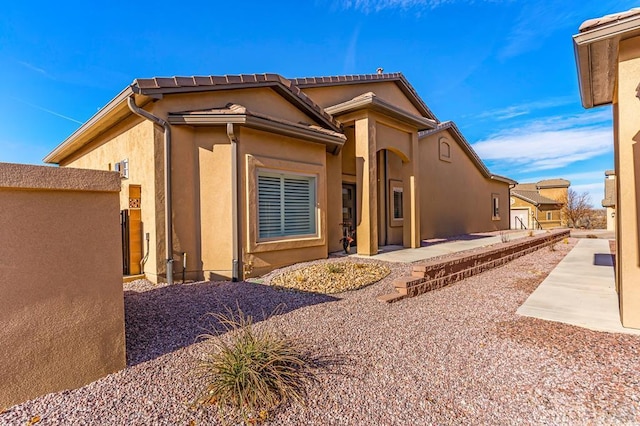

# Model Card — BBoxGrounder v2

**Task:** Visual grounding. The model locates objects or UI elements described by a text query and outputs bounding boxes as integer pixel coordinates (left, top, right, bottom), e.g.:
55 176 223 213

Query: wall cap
0 162 121 193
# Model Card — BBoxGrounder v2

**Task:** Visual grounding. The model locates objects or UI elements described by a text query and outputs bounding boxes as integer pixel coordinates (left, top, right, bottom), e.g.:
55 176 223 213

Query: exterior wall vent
114 159 129 179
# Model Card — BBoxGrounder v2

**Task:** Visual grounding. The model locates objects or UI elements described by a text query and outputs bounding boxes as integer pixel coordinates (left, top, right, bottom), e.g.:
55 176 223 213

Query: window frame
246 154 326 254
491 193 500 220
256 170 317 241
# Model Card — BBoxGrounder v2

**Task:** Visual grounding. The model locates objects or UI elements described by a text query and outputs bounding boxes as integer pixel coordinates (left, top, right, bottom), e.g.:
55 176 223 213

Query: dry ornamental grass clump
271 261 390 294
194 308 317 425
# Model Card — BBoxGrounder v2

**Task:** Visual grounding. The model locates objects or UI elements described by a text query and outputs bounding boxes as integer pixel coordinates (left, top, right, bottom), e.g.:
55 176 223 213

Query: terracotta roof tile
512 190 563 206
132 73 341 132
580 8 640 32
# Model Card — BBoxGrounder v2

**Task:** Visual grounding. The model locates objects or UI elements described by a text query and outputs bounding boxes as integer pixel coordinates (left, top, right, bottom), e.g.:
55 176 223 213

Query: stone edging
377 229 571 303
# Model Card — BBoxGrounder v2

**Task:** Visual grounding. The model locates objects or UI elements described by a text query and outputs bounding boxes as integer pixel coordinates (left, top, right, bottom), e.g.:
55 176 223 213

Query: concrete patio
517 238 640 335
348 230 547 263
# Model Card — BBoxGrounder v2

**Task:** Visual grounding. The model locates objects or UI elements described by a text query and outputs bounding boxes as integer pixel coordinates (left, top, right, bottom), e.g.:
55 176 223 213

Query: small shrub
194 308 317 424
326 264 344 274
528 230 534 237
353 263 367 269
500 231 510 243
563 238 569 244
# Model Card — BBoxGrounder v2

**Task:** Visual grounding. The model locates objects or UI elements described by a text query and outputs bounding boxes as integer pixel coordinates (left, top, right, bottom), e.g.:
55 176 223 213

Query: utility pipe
127 95 174 285
227 123 241 281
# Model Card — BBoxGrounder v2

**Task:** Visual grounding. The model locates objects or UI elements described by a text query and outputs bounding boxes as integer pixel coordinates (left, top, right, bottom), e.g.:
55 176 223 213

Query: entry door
342 184 356 244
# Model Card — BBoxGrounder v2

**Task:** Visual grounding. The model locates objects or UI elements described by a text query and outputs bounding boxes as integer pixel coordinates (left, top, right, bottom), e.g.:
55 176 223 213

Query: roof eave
573 13 640 109
168 113 346 154
326 95 436 131
44 86 136 164
491 175 518 185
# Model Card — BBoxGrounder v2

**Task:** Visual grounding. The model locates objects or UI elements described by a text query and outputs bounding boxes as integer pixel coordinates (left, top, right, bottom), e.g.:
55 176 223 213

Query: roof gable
292 73 438 121
419 121 516 185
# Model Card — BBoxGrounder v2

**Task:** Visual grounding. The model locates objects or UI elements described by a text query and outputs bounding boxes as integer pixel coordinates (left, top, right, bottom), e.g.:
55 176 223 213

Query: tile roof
602 176 616 207
579 8 640 32
536 178 570 188
511 190 563 206
132 73 342 132
513 183 537 191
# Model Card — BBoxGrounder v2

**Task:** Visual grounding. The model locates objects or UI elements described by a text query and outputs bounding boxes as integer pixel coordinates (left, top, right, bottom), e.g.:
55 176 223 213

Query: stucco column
355 116 378 255
402 132 421 248
616 37 640 328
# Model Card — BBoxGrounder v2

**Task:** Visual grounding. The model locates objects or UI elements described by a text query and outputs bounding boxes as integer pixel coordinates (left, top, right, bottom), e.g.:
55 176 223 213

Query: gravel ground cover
269 260 390 293
3 238 640 425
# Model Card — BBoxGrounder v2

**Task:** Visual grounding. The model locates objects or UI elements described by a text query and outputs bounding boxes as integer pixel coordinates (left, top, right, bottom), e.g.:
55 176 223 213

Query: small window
257 171 316 239
546 211 552 221
393 187 403 219
491 193 500 220
439 137 451 162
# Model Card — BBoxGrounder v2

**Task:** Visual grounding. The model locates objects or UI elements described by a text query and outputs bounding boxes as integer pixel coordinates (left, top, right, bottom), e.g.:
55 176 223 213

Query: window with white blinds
257 172 316 239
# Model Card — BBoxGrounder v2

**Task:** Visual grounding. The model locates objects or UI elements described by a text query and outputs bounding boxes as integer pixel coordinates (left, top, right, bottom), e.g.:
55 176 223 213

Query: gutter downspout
227 123 241 281
127 95 174 285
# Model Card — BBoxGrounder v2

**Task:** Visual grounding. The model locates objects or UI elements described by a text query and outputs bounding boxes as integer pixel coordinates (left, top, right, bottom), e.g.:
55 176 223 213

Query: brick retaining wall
378 229 570 303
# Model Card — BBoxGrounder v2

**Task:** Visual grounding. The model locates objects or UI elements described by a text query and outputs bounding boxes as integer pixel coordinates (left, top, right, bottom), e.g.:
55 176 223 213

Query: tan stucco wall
0 163 125 409
419 129 510 238
239 128 329 277
538 187 568 226
615 36 640 328
301 82 422 116
62 117 161 280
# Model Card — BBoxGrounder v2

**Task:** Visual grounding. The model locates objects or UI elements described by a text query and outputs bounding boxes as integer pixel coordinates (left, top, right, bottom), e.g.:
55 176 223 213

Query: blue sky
1 0 636 206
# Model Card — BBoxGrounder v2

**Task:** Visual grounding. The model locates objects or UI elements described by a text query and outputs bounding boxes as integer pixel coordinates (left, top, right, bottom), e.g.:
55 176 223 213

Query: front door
342 183 356 245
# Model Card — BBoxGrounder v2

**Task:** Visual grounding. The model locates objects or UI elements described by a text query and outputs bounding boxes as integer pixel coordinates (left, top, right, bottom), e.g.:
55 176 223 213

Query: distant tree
562 189 592 228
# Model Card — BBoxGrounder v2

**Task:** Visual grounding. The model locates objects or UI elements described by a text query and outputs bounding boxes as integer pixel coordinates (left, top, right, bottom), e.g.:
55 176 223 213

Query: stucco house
574 8 640 328
44 72 515 283
602 170 616 231
509 179 569 230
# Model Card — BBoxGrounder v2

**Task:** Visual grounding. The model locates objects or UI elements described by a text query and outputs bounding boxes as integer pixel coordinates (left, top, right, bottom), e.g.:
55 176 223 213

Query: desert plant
326 264 344 274
194 308 317 424
500 231 510 243
528 230 534 237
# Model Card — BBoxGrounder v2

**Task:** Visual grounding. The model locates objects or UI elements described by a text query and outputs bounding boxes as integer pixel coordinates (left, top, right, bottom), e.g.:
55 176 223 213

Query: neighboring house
510 179 569 229
574 8 640 329
44 72 515 283
602 170 616 231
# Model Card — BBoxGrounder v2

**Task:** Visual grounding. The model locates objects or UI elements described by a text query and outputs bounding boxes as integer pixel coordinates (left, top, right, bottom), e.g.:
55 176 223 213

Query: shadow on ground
594 253 615 267
124 281 338 366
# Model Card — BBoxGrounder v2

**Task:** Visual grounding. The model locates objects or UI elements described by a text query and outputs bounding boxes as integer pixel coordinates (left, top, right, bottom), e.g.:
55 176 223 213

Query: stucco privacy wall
418 129 509 238
0 163 125 409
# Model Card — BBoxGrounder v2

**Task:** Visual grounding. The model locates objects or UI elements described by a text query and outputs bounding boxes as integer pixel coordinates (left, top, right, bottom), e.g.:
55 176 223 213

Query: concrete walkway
350 230 545 263
517 238 640 335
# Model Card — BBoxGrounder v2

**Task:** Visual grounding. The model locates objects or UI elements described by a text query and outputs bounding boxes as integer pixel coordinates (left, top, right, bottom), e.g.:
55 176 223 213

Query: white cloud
338 0 495 12
472 97 574 121
472 110 613 172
